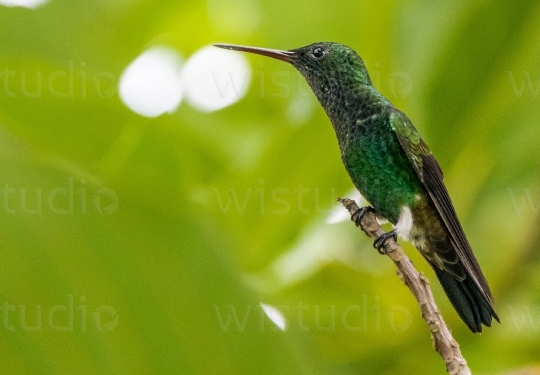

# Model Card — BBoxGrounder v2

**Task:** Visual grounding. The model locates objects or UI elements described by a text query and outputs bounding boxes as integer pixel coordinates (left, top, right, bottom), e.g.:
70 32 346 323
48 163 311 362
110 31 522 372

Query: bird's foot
351 206 376 229
373 229 398 254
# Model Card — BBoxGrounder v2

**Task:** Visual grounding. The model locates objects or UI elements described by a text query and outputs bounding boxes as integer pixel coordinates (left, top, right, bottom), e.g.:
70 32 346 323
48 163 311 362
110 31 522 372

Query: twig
339 198 471 375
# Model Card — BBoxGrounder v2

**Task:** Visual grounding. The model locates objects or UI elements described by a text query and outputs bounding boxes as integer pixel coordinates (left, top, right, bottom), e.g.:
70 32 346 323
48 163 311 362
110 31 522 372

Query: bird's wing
389 110 494 304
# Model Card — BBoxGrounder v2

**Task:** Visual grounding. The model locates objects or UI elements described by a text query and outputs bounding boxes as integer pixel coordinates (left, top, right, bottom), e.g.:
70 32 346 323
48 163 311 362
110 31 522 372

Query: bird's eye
312 47 326 58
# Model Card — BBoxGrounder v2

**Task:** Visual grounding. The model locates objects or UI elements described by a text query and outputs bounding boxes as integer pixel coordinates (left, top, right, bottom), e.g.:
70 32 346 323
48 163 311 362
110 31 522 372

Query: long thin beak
214 44 294 63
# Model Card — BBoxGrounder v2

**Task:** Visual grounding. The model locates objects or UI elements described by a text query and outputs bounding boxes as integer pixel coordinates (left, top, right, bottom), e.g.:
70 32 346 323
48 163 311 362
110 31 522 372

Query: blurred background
0 0 539 374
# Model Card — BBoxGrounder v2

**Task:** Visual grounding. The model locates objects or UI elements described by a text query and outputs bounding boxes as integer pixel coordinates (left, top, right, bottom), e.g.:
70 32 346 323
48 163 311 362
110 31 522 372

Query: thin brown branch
339 198 471 375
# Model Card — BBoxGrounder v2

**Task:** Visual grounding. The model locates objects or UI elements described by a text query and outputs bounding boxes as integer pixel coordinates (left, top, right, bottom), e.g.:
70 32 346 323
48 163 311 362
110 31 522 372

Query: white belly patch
395 206 413 240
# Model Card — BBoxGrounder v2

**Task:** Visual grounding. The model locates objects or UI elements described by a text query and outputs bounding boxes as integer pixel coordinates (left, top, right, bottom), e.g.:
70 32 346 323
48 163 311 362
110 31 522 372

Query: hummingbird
214 42 498 333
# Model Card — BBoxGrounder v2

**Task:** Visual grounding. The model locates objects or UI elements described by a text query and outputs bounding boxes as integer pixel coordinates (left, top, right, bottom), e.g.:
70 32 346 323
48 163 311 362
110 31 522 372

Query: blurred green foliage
1 0 540 374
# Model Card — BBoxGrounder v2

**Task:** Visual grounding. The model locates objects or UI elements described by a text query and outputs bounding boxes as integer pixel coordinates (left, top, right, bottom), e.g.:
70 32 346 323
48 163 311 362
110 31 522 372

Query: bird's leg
351 206 376 233
350 206 397 254
373 230 398 254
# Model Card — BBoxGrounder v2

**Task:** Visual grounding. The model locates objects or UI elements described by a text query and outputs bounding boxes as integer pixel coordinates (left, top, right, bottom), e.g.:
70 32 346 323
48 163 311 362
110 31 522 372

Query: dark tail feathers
433 267 499 333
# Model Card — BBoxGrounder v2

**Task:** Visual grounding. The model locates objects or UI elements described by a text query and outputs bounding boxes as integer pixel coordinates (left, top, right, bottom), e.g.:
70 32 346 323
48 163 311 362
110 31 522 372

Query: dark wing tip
434 267 498 333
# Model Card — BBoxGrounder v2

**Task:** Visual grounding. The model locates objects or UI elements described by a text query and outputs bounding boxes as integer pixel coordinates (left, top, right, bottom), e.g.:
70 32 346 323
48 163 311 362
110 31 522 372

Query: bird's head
215 42 372 103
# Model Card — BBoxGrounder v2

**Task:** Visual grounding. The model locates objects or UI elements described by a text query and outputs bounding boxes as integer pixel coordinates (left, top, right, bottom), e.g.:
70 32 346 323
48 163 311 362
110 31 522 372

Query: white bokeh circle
181 46 251 112
0 0 48 8
119 46 183 118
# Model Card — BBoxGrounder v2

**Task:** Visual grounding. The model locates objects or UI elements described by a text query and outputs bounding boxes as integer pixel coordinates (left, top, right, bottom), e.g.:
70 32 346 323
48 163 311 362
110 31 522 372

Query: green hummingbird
215 42 498 333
